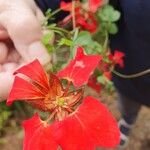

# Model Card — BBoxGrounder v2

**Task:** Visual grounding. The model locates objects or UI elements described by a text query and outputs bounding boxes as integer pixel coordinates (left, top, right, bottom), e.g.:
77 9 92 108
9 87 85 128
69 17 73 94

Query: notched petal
23 113 58 150
7 76 45 106
53 96 120 149
14 59 49 90
58 47 102 87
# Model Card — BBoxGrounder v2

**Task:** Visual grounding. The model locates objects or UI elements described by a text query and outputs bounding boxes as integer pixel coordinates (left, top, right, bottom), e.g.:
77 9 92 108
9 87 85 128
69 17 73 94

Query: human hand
0 0 51 101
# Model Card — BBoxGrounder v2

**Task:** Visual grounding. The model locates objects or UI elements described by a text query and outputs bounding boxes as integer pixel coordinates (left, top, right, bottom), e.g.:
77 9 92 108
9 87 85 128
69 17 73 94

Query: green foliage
97 75 105 85
41 32 54 53
97 75 114 92
97 4 120 35
98 5 120 22
41 3 120 92
0 102 11 131
73 31 103 55
74 31 92 46
58 38 73 46
108 23 118 34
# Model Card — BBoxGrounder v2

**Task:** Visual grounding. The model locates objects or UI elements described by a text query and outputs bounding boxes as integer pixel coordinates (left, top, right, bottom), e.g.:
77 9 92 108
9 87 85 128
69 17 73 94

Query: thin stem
50 8 62 19
72 27 79 41
103 31 109 52
69 28 79 59
63 80 71 97
64 106 73 113
46 110 56 123
47 26 71 35
72 0 76 29
43 8 62 26
113 69 150 79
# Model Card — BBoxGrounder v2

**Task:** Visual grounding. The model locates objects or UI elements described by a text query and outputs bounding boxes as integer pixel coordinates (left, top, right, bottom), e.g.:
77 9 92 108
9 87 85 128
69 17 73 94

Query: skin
0 0 51 100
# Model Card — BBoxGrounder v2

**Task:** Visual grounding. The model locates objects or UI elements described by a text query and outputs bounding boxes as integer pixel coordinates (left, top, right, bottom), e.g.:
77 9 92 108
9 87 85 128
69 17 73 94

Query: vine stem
113 69 150 79
72 0 76 29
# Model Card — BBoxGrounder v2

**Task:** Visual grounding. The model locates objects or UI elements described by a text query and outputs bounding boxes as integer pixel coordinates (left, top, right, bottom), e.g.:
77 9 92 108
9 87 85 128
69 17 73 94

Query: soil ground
0 88 150 150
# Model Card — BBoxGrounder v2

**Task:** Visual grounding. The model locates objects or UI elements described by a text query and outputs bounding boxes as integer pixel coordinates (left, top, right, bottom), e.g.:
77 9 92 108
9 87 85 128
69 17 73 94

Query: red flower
87 75 101 93
109 50 125 68
57 47 102 87
7 60 120 149
23 96 120 150
60 0 98 33
76 14 97 33
53 96 120 149
7 60 83 120
89 0 103 13
60 1 72 12
23 113 58 150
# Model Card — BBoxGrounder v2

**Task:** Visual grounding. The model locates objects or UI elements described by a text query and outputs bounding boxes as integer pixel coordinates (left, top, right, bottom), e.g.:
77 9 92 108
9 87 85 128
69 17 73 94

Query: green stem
43 8 62 25
70 28 79 59
113 69 150 79
103 31 108 52
72 27 79 41
63 81 71 97
50 8 62 17
47 26 71 35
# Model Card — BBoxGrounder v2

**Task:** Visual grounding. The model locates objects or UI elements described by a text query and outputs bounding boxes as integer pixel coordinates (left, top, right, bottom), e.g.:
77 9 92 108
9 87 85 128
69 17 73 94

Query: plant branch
72 0 76 29
113 69 150 79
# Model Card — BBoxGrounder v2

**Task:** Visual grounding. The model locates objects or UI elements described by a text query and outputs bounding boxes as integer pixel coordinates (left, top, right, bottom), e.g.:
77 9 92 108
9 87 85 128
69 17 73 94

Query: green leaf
46 45 54 53
58 38 73 46
41 32 53 45
98 4 120 22
74 31 92 46
97 75 105 85
110 11 121 22
0 111 11 130
47 24 57 28
108 23 118 34
45 8 52 16
105 80 115 92
93 42 103 54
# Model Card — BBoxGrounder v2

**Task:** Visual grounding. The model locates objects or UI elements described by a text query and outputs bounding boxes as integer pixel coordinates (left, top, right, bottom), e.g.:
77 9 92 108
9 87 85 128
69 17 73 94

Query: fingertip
27 41 51 65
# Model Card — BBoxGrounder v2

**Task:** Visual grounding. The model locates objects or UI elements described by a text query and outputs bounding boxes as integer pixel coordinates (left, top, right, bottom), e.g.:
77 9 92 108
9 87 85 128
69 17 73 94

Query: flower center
56 97 65 107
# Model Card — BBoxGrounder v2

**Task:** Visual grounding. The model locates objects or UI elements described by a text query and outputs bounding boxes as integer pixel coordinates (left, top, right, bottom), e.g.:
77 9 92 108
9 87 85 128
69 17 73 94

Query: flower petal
57 47 102 87
53 96 120 149
49 73 64 98
23 113 58 150
14 59 49 90
113 50 125 68
109 50 125 68
7 76 45 106
87 76 101 93
60 1 72 12
76 15 97 33
89 0 102 13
